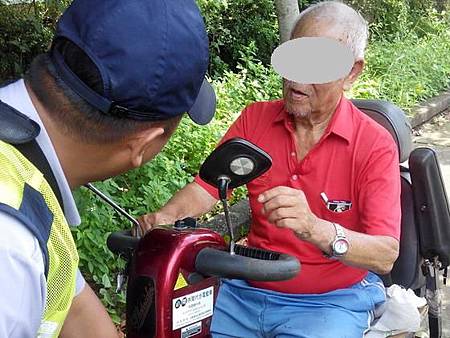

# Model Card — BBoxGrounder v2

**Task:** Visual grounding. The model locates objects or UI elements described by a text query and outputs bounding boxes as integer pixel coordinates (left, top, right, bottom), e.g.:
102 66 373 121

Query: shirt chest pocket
319 203 358 230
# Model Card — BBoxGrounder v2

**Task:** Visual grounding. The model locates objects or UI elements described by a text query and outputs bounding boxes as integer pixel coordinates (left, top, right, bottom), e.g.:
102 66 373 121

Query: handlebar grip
107 230 139 256
195 245 300 281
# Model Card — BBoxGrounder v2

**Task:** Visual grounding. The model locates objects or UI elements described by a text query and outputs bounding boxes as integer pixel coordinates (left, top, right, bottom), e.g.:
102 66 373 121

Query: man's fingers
274 218 294 229
137 213 159 233
258 186 304 204
262 194 299 215
266 206 297 223
138 214 154 226
138 212 177 234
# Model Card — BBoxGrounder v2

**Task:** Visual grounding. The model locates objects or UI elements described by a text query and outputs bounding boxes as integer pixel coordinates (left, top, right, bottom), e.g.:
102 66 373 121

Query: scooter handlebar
107 231 301 282
107 230 139 256
195 244 301 281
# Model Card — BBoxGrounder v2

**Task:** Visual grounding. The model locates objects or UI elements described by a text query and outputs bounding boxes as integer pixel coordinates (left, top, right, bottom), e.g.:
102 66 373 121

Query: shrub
0 3 51 81
348 19 450 112
197 0 280 76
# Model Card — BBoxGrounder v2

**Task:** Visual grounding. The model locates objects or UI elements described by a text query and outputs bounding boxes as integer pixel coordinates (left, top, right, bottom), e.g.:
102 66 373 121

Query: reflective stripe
37 321 59 338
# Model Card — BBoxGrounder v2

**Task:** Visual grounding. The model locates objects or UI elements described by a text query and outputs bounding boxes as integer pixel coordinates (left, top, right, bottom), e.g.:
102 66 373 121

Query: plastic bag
364 284 427 338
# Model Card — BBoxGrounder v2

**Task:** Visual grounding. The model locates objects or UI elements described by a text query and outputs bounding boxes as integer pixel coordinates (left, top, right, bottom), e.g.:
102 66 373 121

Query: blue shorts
210 272 386 338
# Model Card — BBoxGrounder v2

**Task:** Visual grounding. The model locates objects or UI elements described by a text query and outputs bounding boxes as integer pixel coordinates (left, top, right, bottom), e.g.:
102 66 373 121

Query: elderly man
140 1 400 337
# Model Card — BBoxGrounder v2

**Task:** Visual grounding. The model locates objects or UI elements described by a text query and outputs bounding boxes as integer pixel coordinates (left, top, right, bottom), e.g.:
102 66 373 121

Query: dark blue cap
50 0 215 125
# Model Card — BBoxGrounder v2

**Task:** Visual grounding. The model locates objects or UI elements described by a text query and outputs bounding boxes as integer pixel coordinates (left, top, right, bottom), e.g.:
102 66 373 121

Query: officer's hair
292 1 369 60
24 39 179 144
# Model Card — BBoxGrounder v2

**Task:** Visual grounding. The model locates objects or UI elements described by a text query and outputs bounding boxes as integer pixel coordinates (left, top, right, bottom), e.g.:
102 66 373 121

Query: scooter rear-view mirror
199 138 272 195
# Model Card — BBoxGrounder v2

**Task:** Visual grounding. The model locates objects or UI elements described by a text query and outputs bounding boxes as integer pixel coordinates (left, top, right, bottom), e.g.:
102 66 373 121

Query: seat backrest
351 99 422 288
352 99 450 290
351 99 412 163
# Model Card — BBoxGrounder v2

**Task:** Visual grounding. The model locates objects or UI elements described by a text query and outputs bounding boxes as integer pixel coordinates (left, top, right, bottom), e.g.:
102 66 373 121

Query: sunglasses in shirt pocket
326 200 352 213
321 200 355 224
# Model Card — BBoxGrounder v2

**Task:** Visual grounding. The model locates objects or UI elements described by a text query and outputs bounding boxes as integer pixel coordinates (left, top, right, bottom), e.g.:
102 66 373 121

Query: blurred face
283 20 360 119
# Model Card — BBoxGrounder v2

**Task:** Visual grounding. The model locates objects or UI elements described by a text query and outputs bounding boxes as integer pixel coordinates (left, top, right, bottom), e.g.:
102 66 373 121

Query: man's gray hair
292 1 369 60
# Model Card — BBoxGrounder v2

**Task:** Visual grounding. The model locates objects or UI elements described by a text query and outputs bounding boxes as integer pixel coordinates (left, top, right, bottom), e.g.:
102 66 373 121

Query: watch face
333 238 349 255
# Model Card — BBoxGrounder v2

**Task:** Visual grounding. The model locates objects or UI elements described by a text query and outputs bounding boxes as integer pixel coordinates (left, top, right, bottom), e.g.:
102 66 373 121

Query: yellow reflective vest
0 140 79 338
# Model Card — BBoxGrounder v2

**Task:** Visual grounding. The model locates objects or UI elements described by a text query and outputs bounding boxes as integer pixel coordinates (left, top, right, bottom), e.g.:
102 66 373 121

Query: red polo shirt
195 96 401 294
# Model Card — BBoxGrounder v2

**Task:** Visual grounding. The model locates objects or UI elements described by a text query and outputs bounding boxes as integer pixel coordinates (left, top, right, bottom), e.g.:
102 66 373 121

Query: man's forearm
308 219 399 275
157 182 218 222
342 231 399 275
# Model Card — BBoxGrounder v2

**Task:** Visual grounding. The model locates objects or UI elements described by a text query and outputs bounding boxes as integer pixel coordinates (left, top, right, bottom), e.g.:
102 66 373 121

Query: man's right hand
136 181 219 235
138 212 177 234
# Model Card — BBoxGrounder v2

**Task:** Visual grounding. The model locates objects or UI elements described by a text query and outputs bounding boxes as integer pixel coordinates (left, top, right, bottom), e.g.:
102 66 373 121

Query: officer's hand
137 212 176 234
258 186 318 240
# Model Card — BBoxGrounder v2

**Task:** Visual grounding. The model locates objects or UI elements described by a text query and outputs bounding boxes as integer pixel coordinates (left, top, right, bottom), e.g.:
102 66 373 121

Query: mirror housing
199 138 272 190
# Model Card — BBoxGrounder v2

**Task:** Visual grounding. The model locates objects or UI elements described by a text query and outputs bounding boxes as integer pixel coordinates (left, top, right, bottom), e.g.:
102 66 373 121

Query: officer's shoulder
0 211 44 267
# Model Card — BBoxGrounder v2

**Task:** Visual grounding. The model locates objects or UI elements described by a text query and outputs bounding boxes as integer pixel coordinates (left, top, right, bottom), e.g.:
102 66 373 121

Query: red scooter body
126 227 227 338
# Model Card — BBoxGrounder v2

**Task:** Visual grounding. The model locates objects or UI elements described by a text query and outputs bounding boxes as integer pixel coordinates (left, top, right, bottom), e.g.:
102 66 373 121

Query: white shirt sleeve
0 211 46 338
75 268 86 296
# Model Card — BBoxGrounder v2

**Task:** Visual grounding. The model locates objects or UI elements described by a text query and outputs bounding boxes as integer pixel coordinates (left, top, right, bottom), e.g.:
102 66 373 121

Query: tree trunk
274 0 300 43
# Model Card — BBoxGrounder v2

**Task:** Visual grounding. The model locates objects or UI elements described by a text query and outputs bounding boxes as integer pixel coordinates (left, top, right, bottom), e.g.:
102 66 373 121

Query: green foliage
197 0 279 76
345 0 446 39
348 14 450 113
0 0 72 81
0 3 51 80
72 184 127 323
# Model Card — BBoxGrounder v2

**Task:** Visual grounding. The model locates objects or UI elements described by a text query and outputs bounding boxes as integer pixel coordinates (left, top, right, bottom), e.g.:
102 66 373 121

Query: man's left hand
258 186 319 240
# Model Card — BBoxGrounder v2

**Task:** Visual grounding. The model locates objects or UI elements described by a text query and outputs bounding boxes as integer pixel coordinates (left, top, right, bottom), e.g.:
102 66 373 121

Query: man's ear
343 59 364 91
128 127 165 168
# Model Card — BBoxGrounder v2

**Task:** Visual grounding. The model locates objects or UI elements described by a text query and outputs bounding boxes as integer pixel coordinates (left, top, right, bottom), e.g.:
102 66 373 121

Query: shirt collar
0 79 81 226
324 96 353 143
275 95 353 143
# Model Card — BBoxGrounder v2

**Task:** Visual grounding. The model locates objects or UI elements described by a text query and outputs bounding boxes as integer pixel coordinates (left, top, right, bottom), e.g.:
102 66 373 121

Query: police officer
0 0 215 337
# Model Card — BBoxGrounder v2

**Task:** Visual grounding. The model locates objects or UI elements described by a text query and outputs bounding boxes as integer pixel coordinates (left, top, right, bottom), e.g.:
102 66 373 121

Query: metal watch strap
323 222 349 259
333 222 345 239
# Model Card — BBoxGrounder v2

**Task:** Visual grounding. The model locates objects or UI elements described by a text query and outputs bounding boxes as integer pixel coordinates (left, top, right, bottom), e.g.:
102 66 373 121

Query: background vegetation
1 0 450 321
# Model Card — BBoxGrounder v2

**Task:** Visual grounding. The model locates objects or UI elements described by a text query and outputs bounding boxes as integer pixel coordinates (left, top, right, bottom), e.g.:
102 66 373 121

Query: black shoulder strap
14 141 65 209
0 100 64 209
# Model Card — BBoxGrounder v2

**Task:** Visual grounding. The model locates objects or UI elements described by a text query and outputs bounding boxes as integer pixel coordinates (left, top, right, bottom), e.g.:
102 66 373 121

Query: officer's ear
127 126 165 168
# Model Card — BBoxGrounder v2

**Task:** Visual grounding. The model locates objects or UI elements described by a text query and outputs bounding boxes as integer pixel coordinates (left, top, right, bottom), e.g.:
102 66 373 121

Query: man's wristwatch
325 222 349 258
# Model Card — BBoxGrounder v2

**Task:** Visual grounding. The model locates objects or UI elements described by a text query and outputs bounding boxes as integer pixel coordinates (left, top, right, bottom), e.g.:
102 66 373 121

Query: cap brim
188 79 216 125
